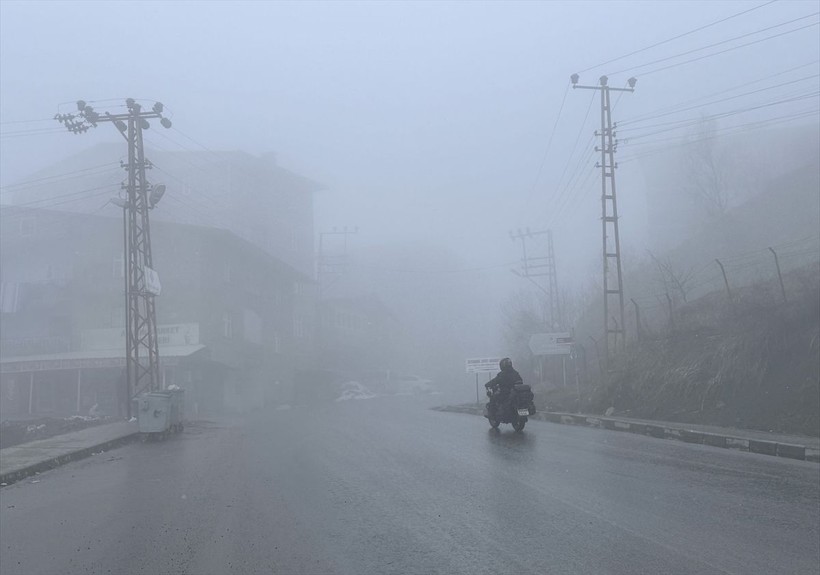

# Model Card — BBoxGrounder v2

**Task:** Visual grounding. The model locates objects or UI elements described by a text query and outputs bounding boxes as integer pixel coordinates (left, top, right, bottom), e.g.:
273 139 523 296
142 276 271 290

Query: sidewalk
433 404 820 463
0 420 139 486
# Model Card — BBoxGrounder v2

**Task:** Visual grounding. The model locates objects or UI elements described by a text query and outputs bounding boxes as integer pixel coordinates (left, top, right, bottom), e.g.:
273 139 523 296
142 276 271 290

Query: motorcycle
483 383 536 432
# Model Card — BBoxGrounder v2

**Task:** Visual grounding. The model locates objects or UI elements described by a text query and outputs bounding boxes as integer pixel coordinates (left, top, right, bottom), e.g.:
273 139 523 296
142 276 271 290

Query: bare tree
500 289 543 359
647 251 696 304
682 117 732 218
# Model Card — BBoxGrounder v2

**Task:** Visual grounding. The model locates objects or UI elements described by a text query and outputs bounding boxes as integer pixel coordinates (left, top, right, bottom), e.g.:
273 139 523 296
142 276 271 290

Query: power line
640 21 820 77
0 117 55 126
519 83 570 218
171 127 233 167
147 155 236 217
623 91 820 142
543 166 595 232
619 73 820 129
545 146 596 229
620 104 819 156
140 133 236 213
618 108 819 164
576 0 778 74
618 60 819 126
2 183 119 211
0 162 122 191
0 127 68 138
609 11 819 76
621 91 819 143
552 92 596 196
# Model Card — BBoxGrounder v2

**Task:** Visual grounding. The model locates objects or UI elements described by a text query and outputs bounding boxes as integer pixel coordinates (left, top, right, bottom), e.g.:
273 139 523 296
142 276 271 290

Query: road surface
1 394 818 575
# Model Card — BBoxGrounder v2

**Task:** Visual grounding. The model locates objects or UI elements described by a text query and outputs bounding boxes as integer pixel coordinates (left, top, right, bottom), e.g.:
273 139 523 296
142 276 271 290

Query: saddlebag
513 384 534 404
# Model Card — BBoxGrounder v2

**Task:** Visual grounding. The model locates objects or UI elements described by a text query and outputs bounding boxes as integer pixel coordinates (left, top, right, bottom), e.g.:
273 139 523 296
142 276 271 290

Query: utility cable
641 21 820 77
576 0 778 73
608 12 819 76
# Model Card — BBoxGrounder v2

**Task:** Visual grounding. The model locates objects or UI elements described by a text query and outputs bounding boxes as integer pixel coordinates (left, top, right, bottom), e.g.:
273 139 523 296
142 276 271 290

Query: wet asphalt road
1 393 818 575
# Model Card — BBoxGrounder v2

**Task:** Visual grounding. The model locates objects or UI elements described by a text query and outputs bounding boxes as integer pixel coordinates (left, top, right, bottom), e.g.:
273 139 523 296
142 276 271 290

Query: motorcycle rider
485 357 523 417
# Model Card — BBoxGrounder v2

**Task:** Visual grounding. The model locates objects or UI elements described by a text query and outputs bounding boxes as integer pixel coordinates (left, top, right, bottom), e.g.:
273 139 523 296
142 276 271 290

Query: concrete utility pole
57 99 172 415
509 228 561 329
571 74 636 364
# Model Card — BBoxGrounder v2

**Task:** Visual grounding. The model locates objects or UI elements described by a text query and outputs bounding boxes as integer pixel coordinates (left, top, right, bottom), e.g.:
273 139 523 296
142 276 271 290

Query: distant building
318 294 409 375
0 144 321 277
0 206 315 418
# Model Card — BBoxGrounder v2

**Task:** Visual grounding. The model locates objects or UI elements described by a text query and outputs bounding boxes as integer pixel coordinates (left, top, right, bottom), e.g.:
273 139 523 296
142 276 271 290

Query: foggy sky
2 0 818 314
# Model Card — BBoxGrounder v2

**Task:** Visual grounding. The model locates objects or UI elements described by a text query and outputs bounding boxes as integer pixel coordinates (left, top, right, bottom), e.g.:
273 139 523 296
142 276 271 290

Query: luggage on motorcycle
513 384 534 404
521 392 535 403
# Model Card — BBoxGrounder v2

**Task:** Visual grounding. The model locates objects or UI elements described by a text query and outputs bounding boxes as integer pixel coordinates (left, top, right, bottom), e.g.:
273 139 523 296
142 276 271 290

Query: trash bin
137 391 172 434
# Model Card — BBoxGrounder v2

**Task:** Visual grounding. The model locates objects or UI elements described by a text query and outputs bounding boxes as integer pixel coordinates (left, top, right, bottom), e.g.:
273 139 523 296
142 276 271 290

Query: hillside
589 263 820 437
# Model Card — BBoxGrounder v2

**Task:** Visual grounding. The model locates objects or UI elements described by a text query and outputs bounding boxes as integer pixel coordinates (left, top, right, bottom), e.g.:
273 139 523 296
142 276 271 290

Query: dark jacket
486 366 523 395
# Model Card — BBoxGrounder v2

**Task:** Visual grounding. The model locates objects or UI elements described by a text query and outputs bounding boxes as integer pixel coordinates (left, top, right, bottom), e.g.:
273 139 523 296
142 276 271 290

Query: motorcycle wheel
488 416 500 429
512 418 526 432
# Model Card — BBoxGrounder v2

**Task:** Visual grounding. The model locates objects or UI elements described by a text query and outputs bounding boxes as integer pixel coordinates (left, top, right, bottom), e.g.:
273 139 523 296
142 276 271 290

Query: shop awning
0 345 206 374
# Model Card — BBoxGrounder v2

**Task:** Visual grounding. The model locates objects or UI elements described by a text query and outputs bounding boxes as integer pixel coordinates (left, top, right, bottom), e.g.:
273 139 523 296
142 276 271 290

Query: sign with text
528 332 573 356
465 357 502 374
82 323 200 350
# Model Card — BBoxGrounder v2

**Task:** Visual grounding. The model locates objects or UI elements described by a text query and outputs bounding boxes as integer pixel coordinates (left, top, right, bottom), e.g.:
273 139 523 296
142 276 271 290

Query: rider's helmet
499 357 513 371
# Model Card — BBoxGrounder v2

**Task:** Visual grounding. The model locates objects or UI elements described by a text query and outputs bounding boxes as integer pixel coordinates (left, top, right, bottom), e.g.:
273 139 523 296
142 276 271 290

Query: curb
0 432 139 487
432 405 819 464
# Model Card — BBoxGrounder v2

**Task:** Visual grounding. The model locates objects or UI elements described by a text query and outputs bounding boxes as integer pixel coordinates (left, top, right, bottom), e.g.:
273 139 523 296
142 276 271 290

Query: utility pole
571 74 637 364
509 228 561 329
57 99 172 415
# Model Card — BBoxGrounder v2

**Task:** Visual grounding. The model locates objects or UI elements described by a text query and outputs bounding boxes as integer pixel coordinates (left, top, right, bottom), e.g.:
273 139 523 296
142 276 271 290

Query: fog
2 3 820 573
1 0 818 404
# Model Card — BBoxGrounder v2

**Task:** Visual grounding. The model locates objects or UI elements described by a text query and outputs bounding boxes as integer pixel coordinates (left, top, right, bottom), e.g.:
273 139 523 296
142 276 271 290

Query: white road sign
465 357 502 374
528 332 573 356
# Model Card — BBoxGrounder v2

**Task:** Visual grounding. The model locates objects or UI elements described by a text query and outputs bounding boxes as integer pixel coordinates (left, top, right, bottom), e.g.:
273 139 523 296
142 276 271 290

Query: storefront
0 345 207 418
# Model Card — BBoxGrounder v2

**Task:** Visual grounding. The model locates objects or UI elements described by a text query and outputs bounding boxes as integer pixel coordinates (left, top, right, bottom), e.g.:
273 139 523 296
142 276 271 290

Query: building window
293 316 304 339
293 282 301 295
19 217 36 237
223 312 233 338
113 254 125 279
